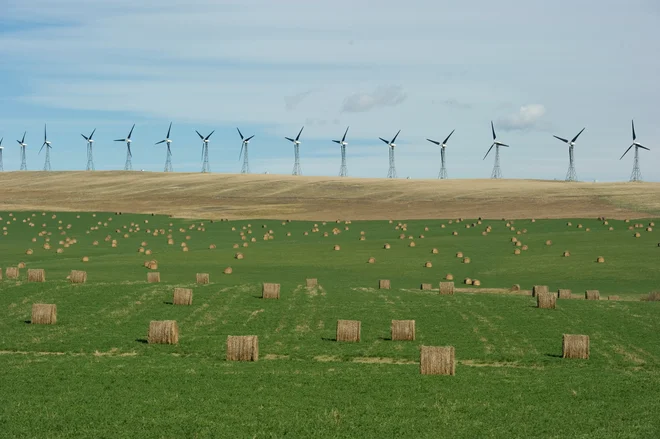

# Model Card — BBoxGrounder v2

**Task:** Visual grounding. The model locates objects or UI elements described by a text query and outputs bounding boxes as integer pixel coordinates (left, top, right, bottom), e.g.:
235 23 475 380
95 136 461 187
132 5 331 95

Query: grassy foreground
0 211 659 438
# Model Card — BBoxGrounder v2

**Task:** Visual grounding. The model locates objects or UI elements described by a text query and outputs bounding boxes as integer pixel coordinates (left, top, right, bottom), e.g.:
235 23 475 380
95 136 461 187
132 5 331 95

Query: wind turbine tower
426 129 455 179
237 128 255 174
333 126 349 177
484 121 509 179
81 128 96 171
620 120 650 182
553 128 584 181
17 132 27 171
115 124 136 171
285 126 304 175
156 123 174 172
0 138 4 171
196 130 214 173
40 124 53 171
379 130 401 178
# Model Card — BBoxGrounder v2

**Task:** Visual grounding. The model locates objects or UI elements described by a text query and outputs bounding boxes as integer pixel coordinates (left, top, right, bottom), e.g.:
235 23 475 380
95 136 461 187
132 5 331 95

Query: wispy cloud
341 85 407 113
497 104 546 131
285 90 315 111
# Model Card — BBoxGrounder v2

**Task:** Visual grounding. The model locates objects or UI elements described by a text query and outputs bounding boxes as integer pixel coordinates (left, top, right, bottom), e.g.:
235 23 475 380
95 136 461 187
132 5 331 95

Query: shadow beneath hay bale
135 338 149 344
163 301 173 305
321 337 337 342
24 320 31 324
545 353 563 358
378 336 392 341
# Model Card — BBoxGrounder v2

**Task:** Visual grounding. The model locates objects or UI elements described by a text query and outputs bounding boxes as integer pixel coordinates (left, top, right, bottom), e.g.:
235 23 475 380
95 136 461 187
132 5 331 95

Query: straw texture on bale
18 262 26 269
173 288 193 305
532 285 549 297
472 279 481 286
148 320 179 344
196 273 210 284
596 256 605 263
424 261 432 268
306 278 318 288
537 293 557 309
147 272 161 283
333 245 341 251
445 274 454 281
464 278 473 285
558 289 572 299
562 334 590 359
563 251 571 257
31 304 57 325
70 270 87 283
6 267 19 279
368 257 376 264
27 268 45 282
226 335 259 361
262 283 281 299
235 252 244 259
420 346 455 376
439 282 455 295
421 283 432 290
391 320 416 341
336 320 361 342
383 243 391 249
223 267 233 274
379 279 391 289
511 284 521 291
585 290 600 300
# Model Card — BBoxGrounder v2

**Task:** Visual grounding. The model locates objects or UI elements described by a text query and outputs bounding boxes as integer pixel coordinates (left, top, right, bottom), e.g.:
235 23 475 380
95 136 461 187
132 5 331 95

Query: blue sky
0 0 658 180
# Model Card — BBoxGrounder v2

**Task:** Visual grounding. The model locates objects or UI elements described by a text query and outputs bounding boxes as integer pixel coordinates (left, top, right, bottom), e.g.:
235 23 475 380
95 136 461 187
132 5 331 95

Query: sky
0 0 659 181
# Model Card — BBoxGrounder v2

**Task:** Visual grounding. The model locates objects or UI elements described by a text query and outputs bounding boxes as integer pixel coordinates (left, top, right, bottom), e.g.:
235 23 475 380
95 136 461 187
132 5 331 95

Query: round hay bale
511 284 520 291
515 241 522 247
287 232 292 237
456 252 463 258
138 247 145 253
141 241 148 247
185 235 191 240
56 248 64 254
634 232 641 238
445 274 454 281
577 224 583 229
608 227 614 231
409 242 416 247
235 252 244 259
384 243 391 249
43 244 51 250
359 236 366 241
625 219 630 223
399 234 405 240
522 245 529 251
514 249 521 255
563 251 571 257
182 247 189 252
18 262 26 269
647 227 653 232
473 279 481 286
481 231 488 236
209 244 216 249
596 256 605 263
441 224 446 228
424 227 429 232
452 231 458 236
180 242 187 248
431 248 438 254
408 235 414 240
31 237 37 243
567 222 572 226
368 257 376 264
304 232 309 236
333 245 341 251
82 256 89 262
464 278 473 285
223 267 233 274
26 249 33 255
251 237 257 242
145 249 152 256
585 228 590 232
462 257 470 264
419 234 425 239
545 240 552 246
424 261 432 268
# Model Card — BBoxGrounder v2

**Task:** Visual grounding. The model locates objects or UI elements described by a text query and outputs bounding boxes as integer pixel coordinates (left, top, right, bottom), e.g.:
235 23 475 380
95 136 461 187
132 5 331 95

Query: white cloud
285 90 316 111
341 86 407 113
497 104 546 131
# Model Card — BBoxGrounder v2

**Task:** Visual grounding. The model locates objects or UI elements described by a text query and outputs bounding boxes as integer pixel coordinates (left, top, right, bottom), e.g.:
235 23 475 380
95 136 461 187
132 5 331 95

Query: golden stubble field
0 171 658 220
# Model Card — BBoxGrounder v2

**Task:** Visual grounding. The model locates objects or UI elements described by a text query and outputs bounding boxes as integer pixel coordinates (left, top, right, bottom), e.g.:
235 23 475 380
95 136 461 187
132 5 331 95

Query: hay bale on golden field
558 289 572 299
196 273 210 284
226 336 259 361
336 320 361 342
173 288 193 305
608 295 621 301
262 283 280 299
511 284 521 292
562 334 589 359
421 283 432 290
585 290 600 300
27 268 45 283
32 304 57 324
148 320 179 345
440 281 455 295
420 346 455 375
70 270 87 283
537 293 557 309
223 267 233 274
391 320 415 341
306 278 318 288
147 272 161 283
6 267 19 279
532 285 549 297
379 279 391 289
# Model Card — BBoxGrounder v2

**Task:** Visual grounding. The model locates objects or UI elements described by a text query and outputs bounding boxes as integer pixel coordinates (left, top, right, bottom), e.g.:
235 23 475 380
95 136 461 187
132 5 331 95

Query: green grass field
1 212 659 438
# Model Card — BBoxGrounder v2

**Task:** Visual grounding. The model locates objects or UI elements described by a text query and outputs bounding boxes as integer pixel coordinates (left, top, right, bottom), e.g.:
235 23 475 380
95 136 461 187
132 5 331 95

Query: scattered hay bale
521 245 529 251
409 241 416 247
379 279 391 289
26 249 33 255
145 249 152 256
511 237 518 243
563 251 571 257
226 335 259 361
333 245 341 251
306 278 318 288
262 283 280 299
384 243 391 249
6 267 19 279
223 267 233 275
532 285 549 297
148 320 179 345
585 290 600 300
147 272 161 283
608 295 620 301
18 262 26 269
456 252 463 258
419 234 425 239
634 232 641 238
420 346 455 375
596 256 605 263
562 334 589 359
537 293 557 309
70 270 87 283
368 257 376 264
421 283 432 290
514 249 521 255
391 320 415 341
196 273 210 284
452 231 458 236
515 241 522 247
423 261 432 268
464 278 472 285
472 279 481 286
431 248 439 254
545 240 552 246
235 252 244 260
440 281 455 294
82 256 89 262
336 320 361 342
642 292 660 301
511 284 521 292
31 304 57 324
558 289 572 299
462 257 470 264
173 288 193 305
445 274 454 281
27 268 45 282
647 227 653 232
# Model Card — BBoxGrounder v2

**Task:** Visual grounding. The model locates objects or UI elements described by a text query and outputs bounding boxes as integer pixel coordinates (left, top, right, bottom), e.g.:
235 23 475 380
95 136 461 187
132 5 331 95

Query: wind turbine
196 129 214 173
483 121 509 179
333 126 349 177
156 122 174 172
114 124 135 171
0 138 4 172
237 128 255 174
553 128 584 182
40 124 53 171
81 128 96 171
426 129 455 179
17 132 27 171
620 120 650 182
285 126 304 175
379 129 401 178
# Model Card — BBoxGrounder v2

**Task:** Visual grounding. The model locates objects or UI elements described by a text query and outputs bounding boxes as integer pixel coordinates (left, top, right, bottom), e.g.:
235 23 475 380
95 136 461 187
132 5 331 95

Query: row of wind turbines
1 120 650 181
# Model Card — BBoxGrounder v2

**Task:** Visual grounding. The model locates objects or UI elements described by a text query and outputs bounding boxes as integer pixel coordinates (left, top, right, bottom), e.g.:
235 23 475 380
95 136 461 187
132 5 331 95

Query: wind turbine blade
127 124 135 139
285 137 294 142
295 126 304 141
483 144 495 160
21 132 26 143
442 129 455 145
332 140 341 144
245 135 255 141
17 140 22 145
499 143 510 147
44 124 47 142
553 135 569 143
0 138 3 146
81 134 89 141
426 139 440 145
571 127 586 143
39 144 45 154
155 140 166 145
89 128 96 140
342 126 349 142
391 129 401 144
114 139 126 142
237 127 244 140
128 144 132 157
491 121 496 140
196 130 204 140
379 137 390 145
637 145 650 151
205 130 215 141
632 120 636 141
166 122 172 139
239 144 244 161
619 145 634 160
